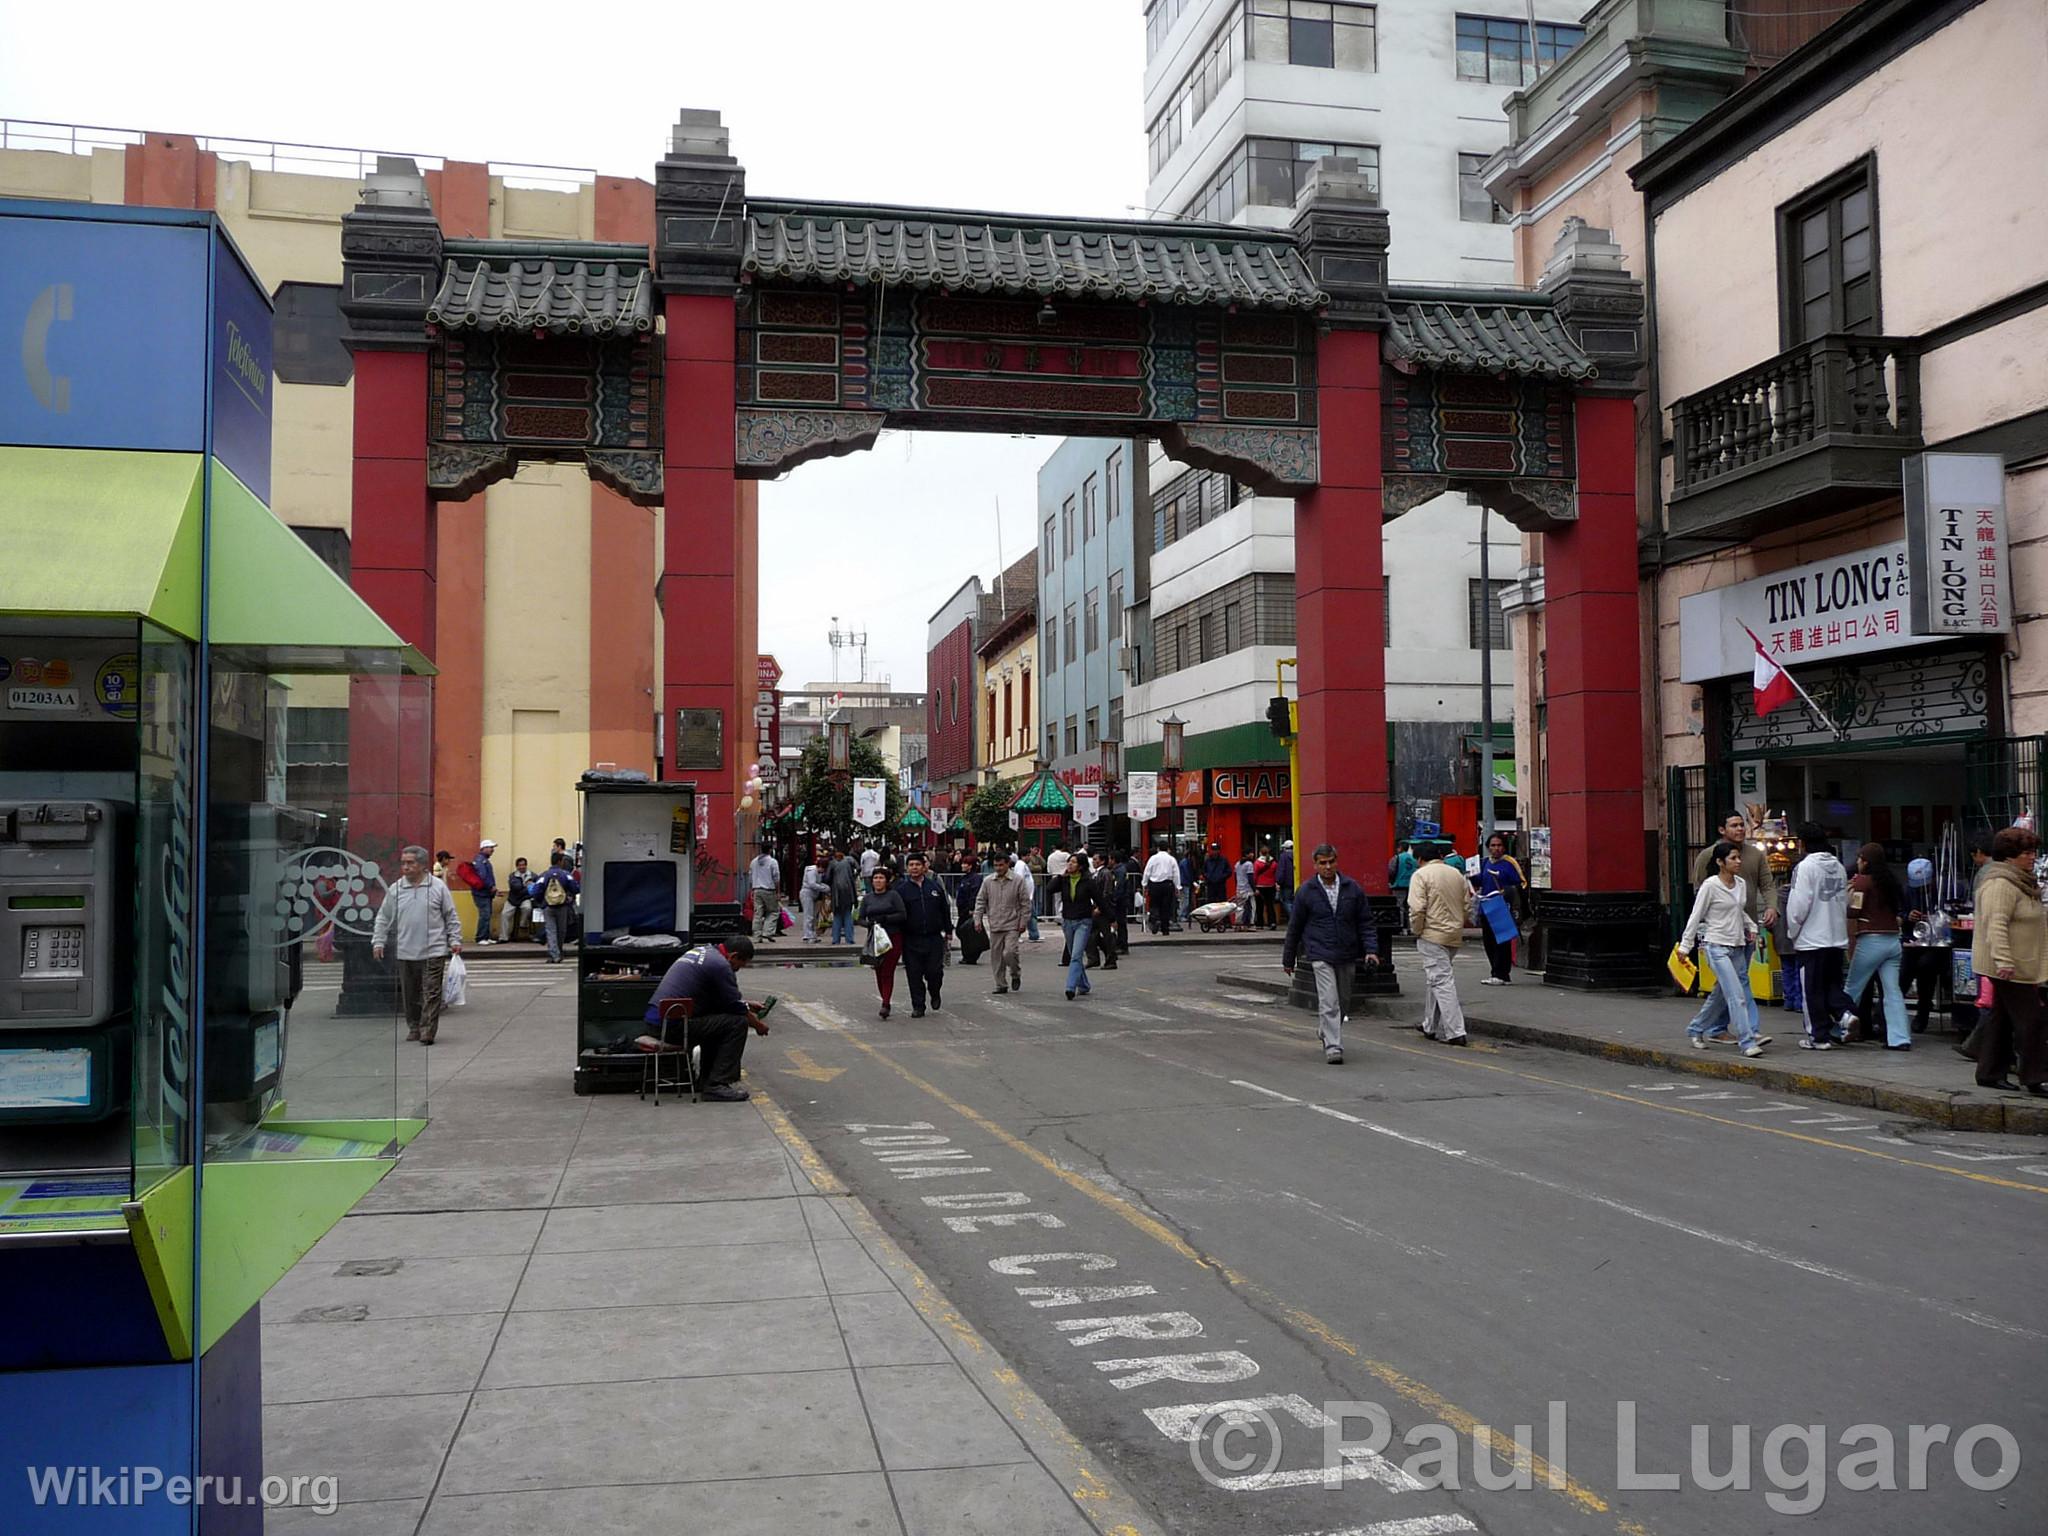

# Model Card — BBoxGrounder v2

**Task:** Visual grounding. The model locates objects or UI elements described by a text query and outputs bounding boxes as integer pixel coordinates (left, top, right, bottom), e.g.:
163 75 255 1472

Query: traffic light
1266 694 1293 740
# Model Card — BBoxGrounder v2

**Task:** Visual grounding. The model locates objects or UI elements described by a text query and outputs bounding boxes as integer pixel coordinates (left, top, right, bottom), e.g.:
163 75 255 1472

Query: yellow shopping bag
1697 933 1781 1001
1666 944 1698 992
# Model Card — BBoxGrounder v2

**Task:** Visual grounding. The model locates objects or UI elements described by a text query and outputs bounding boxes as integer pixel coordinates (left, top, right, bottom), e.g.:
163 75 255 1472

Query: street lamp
1161 713 1185 851
1100 738 1122 851
827 716 851 775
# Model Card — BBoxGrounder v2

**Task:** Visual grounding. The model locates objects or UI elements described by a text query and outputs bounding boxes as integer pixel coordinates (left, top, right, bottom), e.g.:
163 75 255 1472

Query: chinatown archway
338 111 1657 989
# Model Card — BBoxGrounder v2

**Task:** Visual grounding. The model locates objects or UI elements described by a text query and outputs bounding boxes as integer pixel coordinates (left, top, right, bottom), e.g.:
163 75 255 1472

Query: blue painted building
1036 437 1145 796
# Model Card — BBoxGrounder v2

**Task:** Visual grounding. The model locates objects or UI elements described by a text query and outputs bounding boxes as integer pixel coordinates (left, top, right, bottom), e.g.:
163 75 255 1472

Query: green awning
1010 773 1074 812
949 815 967 831
899 806 930 827
0 446 429 673
0 446 204 637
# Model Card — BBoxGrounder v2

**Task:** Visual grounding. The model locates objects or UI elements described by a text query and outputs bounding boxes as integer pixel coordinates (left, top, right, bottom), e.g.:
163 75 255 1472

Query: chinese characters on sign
1682 542 1928 682
1905 453 2010 637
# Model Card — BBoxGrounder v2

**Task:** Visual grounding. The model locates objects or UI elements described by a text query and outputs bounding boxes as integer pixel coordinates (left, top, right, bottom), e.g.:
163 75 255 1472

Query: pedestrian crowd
1675 813 2045 1096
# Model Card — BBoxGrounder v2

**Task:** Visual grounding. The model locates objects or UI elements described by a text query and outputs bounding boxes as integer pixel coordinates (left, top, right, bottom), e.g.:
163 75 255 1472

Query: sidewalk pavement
1219 951 2048 1136
259 986 1159 1535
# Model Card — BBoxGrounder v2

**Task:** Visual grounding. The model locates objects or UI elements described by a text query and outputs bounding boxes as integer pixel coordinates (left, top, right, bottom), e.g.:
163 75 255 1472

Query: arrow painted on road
784 1047 847 1083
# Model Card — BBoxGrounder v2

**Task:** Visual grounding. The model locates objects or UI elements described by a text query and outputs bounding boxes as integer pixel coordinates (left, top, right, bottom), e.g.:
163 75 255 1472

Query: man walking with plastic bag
372 845 463 1045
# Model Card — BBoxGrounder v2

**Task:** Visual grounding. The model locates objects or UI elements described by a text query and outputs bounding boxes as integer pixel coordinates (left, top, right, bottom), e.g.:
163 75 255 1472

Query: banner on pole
1126 772 1158 823
1072 784 1101 827
852 778 887 827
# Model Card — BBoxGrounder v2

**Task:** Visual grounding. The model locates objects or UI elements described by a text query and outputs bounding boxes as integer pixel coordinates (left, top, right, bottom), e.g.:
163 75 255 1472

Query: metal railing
0 117 596 191
1671 332 1921 497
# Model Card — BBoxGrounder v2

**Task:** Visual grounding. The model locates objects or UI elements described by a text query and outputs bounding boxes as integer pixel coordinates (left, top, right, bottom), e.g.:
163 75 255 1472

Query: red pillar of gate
1296 326 1390 894
347 348 438 863
1543 393 1643 892
661 290 743 903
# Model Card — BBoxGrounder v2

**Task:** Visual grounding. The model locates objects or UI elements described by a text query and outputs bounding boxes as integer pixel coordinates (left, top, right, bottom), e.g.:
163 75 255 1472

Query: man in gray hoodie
1783 822 1850 1050
372 845 464 1044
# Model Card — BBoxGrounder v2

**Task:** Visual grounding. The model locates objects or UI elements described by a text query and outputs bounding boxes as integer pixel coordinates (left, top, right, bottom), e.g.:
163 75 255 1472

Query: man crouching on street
639 936 770 1101
1282 843 1376 1065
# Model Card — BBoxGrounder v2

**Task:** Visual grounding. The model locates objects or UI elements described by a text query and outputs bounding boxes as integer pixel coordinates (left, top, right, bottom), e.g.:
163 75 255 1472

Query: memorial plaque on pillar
675 708 723 770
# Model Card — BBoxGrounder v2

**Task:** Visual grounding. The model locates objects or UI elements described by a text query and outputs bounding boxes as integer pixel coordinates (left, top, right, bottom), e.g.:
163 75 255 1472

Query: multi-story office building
1037 438 1144 840
976 554 1040 787
1125 0 1588 849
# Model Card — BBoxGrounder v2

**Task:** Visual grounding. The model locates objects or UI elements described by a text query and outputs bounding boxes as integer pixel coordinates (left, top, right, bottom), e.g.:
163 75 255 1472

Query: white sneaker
1743 1044 1765 1058
1799 1038 1833 1051
1689 1035 1709 1049
1480 977 1505 986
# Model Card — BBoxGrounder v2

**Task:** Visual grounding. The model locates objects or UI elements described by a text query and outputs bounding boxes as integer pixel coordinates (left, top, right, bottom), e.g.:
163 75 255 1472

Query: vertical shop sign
1126 772 1158 823
1906 453 2009 636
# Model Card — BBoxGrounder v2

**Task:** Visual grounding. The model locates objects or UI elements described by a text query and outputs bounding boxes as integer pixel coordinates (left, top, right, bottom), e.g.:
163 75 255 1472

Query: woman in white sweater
1679 840 1766 1056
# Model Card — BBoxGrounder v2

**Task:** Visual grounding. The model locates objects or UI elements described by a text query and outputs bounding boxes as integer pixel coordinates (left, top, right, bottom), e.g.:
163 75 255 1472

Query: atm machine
0 800 133 1124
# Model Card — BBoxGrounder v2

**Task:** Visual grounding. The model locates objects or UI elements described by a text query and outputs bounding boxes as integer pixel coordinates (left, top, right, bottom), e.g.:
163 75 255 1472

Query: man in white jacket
372 845 464 1044
1783 822 1850 1050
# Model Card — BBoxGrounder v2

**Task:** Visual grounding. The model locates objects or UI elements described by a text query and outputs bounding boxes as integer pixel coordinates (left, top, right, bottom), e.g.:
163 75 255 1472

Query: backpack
544 874 569 907
453 860 484 891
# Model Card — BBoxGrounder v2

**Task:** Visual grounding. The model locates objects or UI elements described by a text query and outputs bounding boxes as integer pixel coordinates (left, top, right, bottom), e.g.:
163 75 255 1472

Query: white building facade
1125 0 1588 837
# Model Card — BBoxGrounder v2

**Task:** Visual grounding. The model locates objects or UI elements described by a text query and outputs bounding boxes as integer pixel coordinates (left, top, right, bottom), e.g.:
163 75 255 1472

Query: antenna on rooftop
828 617 869 685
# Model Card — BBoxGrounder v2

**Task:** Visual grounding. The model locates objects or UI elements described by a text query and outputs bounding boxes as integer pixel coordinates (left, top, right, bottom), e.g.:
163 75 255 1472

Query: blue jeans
1846 932 1909 1046
1687 942 1759 1047
473 892 493 943
1028 897 1041 942
1063 919 1093 993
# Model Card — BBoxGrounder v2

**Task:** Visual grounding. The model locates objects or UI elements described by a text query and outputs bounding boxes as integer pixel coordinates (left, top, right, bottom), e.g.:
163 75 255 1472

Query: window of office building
1085 708 1100 751
1247 0 1375 70
986 690 997 750
1454 13 1585 86
1046 619 1059 672
1780 160 1878 344
272 282 353 386
1183 136 1379 223
1063 497 1075 557
1151 574 1297 679
1048 724 1060 761
1145 0 1191 60
1468 579 1512 650
1147 5 1245 177
1108 573 1125 642
1083 475 1098 540
1458 153 1508 224
1106 450 1123 520
1086 591 1100 653
1043 516 1056 570
1065 605 1077 664
1066 716 1080 757
1107 696 1123 745
1151 467 1247 555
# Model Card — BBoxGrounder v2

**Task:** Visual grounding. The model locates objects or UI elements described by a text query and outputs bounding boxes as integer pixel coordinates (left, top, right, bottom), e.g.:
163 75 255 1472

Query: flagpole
1741 624 1847 741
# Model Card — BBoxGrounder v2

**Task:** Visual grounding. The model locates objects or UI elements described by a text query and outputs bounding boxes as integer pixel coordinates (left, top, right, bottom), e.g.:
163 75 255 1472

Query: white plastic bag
870 925 894 958
442 953 468 1008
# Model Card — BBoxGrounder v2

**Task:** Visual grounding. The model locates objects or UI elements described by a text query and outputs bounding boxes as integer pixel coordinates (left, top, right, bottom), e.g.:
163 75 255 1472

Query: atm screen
9 896 87 911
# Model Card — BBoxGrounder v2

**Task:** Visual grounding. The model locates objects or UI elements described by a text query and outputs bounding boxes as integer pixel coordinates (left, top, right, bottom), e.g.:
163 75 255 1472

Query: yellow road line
783 1030 1621 1524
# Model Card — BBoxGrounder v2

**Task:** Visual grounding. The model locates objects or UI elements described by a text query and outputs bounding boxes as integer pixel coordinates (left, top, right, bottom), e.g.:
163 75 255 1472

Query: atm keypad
23 925 85 974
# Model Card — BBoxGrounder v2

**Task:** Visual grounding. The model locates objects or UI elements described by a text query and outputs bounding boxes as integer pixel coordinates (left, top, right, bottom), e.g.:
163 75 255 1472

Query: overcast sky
0 0 1147 691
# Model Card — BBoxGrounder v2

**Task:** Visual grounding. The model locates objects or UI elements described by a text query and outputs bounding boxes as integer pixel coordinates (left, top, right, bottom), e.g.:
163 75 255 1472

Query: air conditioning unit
1117 647 1138 675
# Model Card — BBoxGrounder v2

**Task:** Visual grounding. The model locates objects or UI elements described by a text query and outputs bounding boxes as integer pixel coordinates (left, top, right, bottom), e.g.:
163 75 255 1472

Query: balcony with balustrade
1666 332 1922 540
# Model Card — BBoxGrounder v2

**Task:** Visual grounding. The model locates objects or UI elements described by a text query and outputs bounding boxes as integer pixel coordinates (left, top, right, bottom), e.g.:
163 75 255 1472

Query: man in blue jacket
641 938 769 1101
531 853 581 964
1282 842 1377 1065
897 851 954 1017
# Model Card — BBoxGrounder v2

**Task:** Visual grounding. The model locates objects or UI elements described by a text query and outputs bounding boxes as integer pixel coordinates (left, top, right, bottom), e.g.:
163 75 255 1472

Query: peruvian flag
1746 626 1799 717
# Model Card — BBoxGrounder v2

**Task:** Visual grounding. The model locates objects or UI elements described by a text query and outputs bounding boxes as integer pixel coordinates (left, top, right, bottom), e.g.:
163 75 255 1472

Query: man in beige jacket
1408 842 1474 1044
973 851 1032 995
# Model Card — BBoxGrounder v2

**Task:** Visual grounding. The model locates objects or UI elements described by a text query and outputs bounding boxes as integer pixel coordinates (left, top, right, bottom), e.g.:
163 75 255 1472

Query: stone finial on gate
1289 155 1389 328
1538 218 1645 393
655 108 746 296
340 157 441 349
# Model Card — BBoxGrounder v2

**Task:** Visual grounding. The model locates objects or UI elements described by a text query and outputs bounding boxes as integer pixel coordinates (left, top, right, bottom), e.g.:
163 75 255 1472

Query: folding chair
640 997 697 1105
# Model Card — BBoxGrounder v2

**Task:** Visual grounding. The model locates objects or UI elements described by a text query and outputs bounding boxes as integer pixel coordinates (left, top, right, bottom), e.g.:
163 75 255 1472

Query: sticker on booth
94 653 138 720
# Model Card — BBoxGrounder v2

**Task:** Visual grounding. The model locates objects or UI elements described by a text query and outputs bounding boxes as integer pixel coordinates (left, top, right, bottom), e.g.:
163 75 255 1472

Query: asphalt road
743 939 2048 1536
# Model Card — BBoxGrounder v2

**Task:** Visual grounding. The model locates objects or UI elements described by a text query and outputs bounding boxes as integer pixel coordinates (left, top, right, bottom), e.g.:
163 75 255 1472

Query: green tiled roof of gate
743 200 1327 311
1009 774 1076 811
430 242 654 335
1383 291 1596 380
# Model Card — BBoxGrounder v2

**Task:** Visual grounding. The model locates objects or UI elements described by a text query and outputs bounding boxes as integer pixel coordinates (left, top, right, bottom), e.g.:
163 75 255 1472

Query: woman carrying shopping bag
859 867 909 1020
1473 832 1525 986
1678 840 1766 1057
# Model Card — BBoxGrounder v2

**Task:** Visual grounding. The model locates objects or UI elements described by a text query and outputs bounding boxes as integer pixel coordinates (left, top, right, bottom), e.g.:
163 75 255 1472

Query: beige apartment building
1486 0 2048 928
976 553 1039 788
0 124 747 870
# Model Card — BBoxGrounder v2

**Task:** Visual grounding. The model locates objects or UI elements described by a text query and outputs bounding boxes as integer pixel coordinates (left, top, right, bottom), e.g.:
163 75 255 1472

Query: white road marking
785 997 864 1033
1231 1079 1303 1104
1295 1518 1480 1536
1932 1148 2033 1163
1679 1090 1749 1101
1095 1003 1173 1023
1217 1074 2040 1341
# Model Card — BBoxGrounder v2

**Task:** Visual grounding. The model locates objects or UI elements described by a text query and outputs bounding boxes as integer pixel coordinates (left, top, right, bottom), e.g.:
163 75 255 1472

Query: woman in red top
1252 848 1280 930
